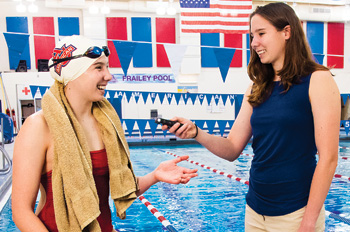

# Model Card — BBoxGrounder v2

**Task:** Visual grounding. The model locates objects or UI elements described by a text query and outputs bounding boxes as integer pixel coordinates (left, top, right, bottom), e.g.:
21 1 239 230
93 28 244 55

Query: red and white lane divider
138 196 178 232
160 149 249 185
160 149 350 226
240 152 254 158
240 152 350 183
334 174 350 182
243 150 350 160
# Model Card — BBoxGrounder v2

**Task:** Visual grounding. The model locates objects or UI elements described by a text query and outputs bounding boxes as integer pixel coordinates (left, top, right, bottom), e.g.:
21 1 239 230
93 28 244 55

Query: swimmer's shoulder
16 110 51 144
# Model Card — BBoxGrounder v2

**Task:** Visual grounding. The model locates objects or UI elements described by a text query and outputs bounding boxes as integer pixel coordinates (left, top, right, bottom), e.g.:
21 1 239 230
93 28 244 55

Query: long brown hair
247 2 328 107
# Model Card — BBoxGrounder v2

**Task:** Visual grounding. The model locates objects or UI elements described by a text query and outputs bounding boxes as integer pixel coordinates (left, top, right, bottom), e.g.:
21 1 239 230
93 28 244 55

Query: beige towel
42 80 139 231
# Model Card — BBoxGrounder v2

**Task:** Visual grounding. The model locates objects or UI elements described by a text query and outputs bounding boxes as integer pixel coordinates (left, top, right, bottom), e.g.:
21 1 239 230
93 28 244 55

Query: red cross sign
22 87 30 95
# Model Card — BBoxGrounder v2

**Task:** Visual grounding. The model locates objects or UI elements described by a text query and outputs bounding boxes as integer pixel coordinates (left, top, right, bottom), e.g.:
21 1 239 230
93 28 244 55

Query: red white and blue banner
2 16 345 83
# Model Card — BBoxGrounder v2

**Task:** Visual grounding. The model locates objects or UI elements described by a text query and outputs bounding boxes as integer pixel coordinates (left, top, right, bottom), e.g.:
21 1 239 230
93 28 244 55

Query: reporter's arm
12 112 51 232
167 85 253 162
298 71 340 231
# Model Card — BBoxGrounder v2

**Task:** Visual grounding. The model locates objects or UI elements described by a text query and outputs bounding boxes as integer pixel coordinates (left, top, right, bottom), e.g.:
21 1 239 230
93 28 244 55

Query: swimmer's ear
283 25 291 40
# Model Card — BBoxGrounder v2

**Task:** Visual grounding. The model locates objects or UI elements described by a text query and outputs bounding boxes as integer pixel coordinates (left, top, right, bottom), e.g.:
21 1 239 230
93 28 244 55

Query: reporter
164 2 340 231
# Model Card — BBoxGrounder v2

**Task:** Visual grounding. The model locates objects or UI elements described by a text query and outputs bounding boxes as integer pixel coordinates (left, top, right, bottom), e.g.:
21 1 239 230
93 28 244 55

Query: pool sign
111 74 175 84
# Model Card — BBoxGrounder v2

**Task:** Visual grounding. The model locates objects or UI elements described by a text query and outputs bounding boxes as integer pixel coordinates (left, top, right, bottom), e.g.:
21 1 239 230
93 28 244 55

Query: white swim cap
49 35 102 86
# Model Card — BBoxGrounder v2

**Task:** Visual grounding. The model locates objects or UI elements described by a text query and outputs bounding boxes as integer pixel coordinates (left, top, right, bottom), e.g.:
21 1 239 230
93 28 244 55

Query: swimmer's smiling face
66 55 112 102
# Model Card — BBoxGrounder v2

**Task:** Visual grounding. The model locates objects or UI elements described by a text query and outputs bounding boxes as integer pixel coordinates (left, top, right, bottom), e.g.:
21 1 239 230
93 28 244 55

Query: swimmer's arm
135 155 198 196
167 84 253 162
299 71 340 231
12 112 50 232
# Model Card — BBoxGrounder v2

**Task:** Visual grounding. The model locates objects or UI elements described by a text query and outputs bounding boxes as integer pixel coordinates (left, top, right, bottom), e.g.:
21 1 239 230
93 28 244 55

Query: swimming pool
1 142 350 231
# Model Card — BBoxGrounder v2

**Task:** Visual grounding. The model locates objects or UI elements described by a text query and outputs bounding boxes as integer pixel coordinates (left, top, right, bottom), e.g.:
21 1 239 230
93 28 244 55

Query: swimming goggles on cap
49 46 110 69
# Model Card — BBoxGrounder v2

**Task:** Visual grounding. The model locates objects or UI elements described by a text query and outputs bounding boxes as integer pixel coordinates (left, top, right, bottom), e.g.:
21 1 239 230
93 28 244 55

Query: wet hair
247 2 329 107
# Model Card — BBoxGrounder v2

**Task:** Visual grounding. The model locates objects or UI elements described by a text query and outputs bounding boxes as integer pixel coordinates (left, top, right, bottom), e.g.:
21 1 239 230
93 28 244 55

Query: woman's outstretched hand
161 117 198 140
154 155 198 184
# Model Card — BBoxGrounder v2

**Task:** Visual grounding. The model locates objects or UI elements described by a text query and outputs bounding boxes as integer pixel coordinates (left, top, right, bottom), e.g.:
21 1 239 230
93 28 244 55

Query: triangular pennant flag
183 93 190 105
234 94 244 118
124 119 135 136
124 91 133 103
148 119 158 136
206 120 216 134
3 32 30 70
206 94 213 105
213 94 221 105
217 120 228 136
198 94 205 105
221 94 229 106
133 92 141 103
229 94 235 106
141 92 149 104
38 86 48 97
166 93 174 105
149 93 157 104
213 47 235 82
189 94 198 105
158 92 166 104
30 86 39 99
163 43 187 78
341 94 348 105
174 93 182 105
113 40 137 76
136 120 148 137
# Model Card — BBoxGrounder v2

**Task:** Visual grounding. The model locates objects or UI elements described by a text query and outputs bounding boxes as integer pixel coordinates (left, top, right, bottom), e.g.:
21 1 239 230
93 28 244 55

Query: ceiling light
89 5 99 14
28 3 38 13
167 7 176 15
156 7 166 15
16 3 26 13
101 5 110 14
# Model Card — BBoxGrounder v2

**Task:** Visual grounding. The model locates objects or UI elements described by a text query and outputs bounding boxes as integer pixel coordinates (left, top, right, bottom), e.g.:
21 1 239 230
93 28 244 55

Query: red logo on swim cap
52 44 77 76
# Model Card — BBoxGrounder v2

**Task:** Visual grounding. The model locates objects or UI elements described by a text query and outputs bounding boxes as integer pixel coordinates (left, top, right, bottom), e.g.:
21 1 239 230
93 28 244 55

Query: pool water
1 143 350 231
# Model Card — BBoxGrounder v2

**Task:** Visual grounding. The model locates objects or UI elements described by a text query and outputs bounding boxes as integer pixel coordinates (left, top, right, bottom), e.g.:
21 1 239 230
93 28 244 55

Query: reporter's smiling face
71 55 112 102
250 14 290 73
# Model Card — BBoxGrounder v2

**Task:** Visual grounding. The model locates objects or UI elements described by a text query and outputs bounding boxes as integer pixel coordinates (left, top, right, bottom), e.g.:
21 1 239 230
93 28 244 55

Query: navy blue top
247 74 317 216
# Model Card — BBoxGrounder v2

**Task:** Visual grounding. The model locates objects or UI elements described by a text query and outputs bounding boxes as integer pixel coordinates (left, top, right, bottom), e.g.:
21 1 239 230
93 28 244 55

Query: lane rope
138 195 178 232
159 149 249 185
159 149 350 226
239 152 350 183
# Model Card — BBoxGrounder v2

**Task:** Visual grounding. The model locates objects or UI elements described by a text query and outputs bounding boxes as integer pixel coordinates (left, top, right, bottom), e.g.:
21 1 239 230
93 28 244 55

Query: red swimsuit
38 149 113 232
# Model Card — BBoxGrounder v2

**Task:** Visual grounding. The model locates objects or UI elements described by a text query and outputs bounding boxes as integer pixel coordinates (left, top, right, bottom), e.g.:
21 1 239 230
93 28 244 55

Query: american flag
180 0 253 34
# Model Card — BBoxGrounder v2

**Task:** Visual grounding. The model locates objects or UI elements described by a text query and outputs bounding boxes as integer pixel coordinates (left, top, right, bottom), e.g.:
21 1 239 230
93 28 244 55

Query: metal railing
0 118 12 175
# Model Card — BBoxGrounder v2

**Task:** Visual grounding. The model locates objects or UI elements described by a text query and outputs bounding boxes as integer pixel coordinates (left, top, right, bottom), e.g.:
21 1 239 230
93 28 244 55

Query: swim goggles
49 46 110 69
